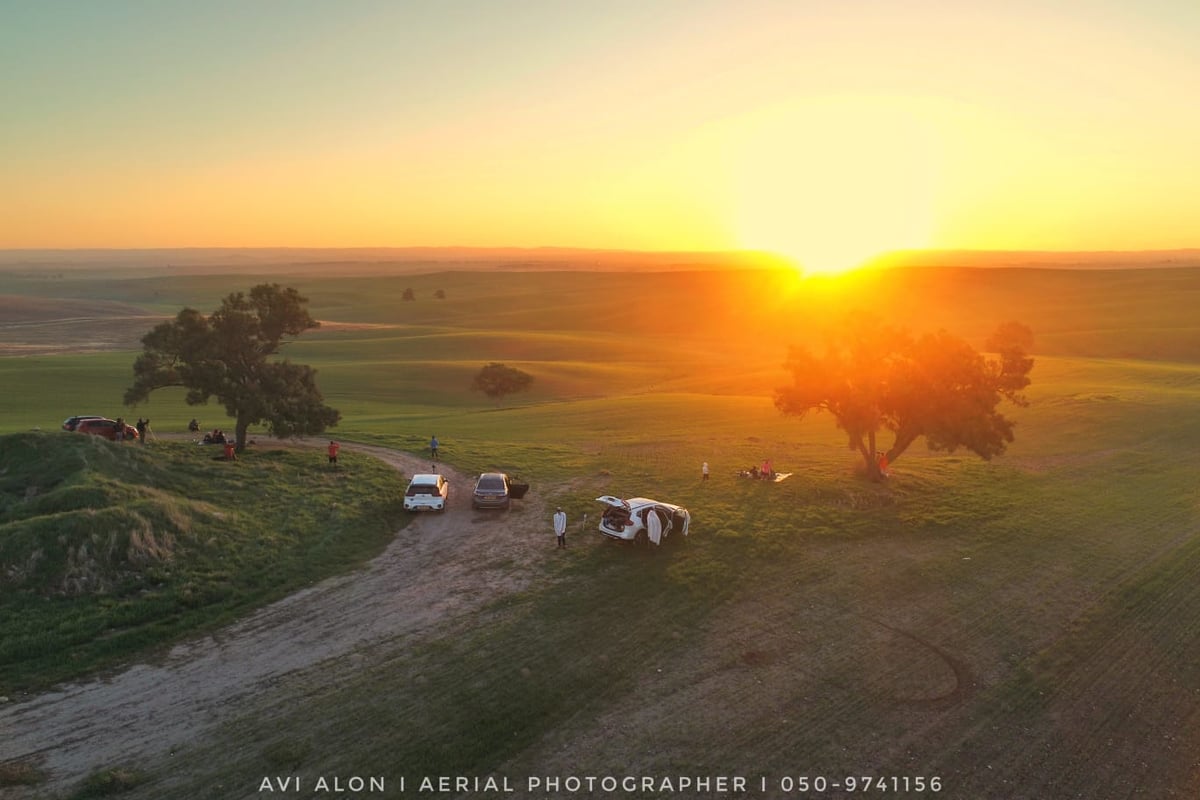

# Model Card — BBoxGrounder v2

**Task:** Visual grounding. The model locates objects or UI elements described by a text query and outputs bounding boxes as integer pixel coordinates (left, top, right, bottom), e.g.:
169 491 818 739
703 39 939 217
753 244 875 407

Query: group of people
730 458 774 480
193 425 238 460
201 428 228 445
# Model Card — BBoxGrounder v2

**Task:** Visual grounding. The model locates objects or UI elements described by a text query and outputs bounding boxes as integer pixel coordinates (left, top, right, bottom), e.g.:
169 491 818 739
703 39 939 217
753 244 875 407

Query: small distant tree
124 284 341 452
471 362 533 407
775 320 1033 481
434 288 446 300
402 287 416 301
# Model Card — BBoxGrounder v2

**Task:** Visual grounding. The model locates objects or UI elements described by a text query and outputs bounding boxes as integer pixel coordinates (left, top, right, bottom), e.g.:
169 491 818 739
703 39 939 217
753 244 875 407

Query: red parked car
61 415 105 432
75 418 139 441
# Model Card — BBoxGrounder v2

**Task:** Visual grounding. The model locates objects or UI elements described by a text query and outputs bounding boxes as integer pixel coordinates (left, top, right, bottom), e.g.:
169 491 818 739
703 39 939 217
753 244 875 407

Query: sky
2 0 1198 272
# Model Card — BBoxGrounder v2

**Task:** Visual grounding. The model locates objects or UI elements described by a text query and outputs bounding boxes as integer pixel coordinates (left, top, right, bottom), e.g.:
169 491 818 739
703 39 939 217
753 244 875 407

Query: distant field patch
0 293 166 355
313 320 403 332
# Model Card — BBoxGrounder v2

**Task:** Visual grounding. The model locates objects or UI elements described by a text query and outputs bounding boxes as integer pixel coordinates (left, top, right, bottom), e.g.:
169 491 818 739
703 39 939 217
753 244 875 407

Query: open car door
646 507 664 545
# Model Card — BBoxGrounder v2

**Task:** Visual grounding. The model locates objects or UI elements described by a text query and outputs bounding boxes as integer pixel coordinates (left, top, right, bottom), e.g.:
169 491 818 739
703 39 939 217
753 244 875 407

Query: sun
730 98 941 275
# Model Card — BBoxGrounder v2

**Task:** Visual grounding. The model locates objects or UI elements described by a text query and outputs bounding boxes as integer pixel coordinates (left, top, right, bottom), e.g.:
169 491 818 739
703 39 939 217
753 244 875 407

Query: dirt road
0 442 548 797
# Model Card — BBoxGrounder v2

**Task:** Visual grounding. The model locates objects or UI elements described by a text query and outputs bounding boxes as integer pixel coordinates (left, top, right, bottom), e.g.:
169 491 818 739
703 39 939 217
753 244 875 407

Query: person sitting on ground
188 418 200 433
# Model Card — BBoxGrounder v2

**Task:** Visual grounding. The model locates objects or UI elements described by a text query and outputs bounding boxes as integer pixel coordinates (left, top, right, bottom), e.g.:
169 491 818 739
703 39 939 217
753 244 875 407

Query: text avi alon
260 776 386 793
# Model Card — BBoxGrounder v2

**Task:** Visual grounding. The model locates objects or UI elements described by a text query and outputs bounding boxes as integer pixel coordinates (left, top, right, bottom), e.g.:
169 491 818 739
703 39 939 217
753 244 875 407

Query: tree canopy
774 321 1034 480
124 284 340 450
471 362 534 406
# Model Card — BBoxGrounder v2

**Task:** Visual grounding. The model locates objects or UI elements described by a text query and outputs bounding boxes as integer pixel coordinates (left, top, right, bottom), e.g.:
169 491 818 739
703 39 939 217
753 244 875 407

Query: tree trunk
235 415 250 453
857 430 882 482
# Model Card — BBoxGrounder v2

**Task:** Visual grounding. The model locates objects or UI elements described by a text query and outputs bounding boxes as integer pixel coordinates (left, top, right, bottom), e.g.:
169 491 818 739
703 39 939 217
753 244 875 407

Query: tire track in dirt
0 440 548 796
853 613 975 711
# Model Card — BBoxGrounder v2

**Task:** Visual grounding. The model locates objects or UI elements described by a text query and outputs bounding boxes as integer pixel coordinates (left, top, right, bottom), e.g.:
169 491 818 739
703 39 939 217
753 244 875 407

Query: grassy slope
0 434 405 693
3 267 1200 797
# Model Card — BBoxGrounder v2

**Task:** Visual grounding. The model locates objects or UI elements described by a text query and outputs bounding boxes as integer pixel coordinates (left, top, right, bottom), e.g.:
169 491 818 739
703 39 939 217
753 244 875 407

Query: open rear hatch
595 496 633 531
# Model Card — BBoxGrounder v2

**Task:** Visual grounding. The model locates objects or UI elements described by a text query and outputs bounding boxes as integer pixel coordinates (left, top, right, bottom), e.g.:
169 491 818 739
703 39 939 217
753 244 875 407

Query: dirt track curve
0 441 549 796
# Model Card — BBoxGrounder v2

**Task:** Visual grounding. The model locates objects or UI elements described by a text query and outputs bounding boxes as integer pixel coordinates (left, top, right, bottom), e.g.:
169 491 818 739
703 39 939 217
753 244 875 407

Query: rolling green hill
0 433 403 692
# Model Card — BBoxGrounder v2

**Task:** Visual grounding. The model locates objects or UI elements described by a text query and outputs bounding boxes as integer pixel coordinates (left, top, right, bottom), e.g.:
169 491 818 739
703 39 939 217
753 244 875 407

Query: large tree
124 284 340 451
775 321 1033 481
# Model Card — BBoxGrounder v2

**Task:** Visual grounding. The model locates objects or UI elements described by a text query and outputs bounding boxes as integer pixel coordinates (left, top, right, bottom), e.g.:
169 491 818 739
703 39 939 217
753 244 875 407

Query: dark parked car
472 472 511 510
75 418 139 441
62 415 105 432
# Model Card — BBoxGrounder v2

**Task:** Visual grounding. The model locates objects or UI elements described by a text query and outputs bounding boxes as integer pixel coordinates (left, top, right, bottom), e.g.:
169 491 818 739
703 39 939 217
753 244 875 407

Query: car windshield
477 477 505 491
406 485 438 496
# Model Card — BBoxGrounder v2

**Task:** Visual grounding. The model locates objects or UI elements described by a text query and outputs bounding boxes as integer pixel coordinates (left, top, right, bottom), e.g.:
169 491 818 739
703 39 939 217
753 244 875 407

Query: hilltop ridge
1 246 1197 277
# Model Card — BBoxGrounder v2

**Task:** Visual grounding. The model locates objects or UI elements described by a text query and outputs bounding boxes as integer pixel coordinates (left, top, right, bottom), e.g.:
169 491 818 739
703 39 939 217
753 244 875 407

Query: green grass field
2 265 1199 798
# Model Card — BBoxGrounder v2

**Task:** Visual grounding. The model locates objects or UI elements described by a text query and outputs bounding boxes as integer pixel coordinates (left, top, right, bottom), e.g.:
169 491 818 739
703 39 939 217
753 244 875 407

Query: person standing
136 418 147 444
701 461 709 481
553 506 567 549
328 440 340 465
430 435 439 461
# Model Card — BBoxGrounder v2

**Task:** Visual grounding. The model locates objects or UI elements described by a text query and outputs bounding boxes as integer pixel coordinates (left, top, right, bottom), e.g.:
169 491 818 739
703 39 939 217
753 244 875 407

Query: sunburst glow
732 99 941 275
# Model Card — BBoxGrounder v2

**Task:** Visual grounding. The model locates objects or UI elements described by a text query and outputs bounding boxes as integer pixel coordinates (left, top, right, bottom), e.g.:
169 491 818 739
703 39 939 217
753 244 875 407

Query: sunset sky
3 0 1198 272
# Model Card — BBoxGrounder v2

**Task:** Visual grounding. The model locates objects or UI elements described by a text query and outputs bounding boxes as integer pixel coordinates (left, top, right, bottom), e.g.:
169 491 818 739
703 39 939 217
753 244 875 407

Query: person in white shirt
553 507 568 549
701 461 709 481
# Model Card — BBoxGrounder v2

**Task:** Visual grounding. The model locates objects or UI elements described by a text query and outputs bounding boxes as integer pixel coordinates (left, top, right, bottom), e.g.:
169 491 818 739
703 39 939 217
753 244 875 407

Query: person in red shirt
328 440 340 465
223 441 236 461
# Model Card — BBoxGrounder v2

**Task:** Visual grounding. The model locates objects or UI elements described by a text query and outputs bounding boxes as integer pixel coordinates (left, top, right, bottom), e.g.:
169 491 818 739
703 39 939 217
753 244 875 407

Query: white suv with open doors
404 473 449 512
596 496 690 545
